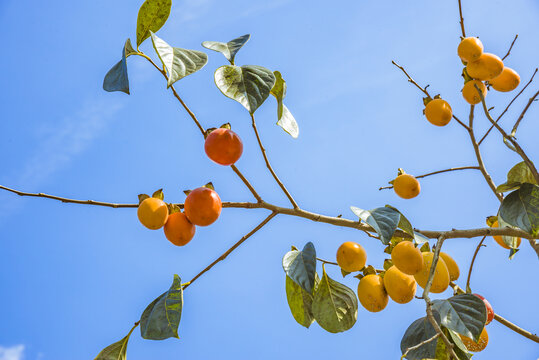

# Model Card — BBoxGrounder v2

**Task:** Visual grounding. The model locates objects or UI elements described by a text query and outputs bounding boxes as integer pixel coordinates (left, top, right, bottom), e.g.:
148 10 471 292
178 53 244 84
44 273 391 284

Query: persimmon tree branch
511 89 539 137
3 184 539 240
379 166 480 190
502 34 518 61
133 52 263 203
465 236 486 292
457 0 466 37
478 68 538 145
182 211 277 290
475 85 539 184
466 105 504 202
450 282 539 343
250 113 299 209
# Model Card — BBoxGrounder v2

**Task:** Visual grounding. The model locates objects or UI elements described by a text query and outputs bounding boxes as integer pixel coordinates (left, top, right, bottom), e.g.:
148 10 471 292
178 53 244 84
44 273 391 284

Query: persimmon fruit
490 67 520 92
391 241 423 275
490 220 521 249
413 252 450 293
205 128 243 166
357 274 388 312
184 187 222 226
393 174 420 199
466 53 504 81
458 37 484 62
137 197 169 230
425 99 452 126
383 266 416 304
462 80 487 105
439 252 459 281
460 327 489 352
164 212 196 246
474 294 494 325
336 241 367 272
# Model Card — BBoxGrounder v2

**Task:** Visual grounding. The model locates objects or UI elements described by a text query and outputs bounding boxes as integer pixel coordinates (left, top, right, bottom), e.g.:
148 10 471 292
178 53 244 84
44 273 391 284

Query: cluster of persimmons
136 125 243 245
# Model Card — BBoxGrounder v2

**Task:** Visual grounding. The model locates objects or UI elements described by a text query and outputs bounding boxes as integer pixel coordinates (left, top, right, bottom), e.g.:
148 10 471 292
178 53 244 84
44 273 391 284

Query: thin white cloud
0 345 25 360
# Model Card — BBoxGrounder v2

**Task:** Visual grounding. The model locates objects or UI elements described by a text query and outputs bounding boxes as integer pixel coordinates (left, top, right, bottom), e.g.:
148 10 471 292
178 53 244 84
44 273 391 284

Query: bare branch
465 236 486 292
426 302 459 359
478 68 538 145
422 236 446 296
379 166 480 190
457 0 466 37
183 212 277 290
250 114 299 209
230 164 262 202
316 257 339 266
392 60 431 97
511 89 539 137
466 105 504 202
502 34 518 61
475 85 539 184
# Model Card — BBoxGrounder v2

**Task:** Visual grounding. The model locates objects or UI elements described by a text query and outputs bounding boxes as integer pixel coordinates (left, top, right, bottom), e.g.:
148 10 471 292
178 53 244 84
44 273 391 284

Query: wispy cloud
0 345 25 360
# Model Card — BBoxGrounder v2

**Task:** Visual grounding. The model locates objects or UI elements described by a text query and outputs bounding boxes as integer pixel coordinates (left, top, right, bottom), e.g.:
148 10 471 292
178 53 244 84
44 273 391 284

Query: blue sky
1 0 538 359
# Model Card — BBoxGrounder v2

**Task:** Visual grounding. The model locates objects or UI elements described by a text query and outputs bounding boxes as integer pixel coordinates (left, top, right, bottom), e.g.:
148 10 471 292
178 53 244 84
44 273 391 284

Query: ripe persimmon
489 67 520 92
391 241 423 275
467 53 504 81
184 187 222 226
357 274 388 312
137 197 169 230
439 252 459 281
458 37 484 63
393 174 420 199
425 99 452 126
460 327 489 352
490 220 521 249
462 80 487 105
413 252 450 293
336 241 367 272
383 266 416 304
474 294 494 325
164 212 196 246
205 128 243 166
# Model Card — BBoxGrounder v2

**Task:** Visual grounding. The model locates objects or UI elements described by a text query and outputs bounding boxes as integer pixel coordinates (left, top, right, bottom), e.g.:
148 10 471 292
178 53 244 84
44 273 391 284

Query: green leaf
285 275 315 328
125 38 138 57
270 71 286 118
214 65 276 114
497 215 521 249
140 274 183 340
498 183 539 236
150 32 208 87
312 267 357 333
94 324 137 360
400 314 440 360
386 205 414 237
431 294 486 341
103 42 130 94
497 162 537 192
277 105 299 138
282 242 316 293
136 0 172 47
152 188 164 200
202 34 250 64
350 206 400 245
444 328 473 360
413 232 430 246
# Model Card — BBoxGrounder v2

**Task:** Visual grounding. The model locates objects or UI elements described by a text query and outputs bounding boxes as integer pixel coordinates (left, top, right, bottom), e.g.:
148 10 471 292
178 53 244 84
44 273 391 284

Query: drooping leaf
202 34 250 64
312 267 357 333
431 294 486 341
136 0 172 47
497 162 537 193
125 39 138 57
94 324 137 360
103 42 130 94
140 274 183 340
400 313 441 360
277 105 299 138
282 242 316 293
214 65 275 114
285 275 316 328
498 183 539 236
386 205 414 237
150 32 208 87
350 206 400 245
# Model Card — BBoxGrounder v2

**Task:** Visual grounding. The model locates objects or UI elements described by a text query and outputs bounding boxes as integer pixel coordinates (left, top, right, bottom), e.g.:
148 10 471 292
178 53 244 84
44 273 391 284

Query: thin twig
401 333 440 360
316 257 339 266
230 164 262 202
475 85 539 184
478 68 538 145
502 34 518 61
466 105 504 202
379 166 480 190
250 113 299 209
511 89 539 137
392 61 431 97
183 212 277 290
423 236 446 296
457 0 466 37
2 184 539 240
465 236 486 292
450 282 539 343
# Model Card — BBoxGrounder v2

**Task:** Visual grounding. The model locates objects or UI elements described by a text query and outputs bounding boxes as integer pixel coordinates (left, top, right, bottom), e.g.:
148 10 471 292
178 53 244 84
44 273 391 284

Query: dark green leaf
282 242 316 293
103 42 130 94
202 34 250 64
214 65 275 114
497 162 537 192
431 294 486 341
498 183 539 236
150 32 208 87
136 0 172 47
386 205 414 237
444 328 473 359
285 275 315 328
400 313 441 360
125 39 138 57
312 267 357 333
140 274 183 340
350 206 400 245
94 324 137 360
